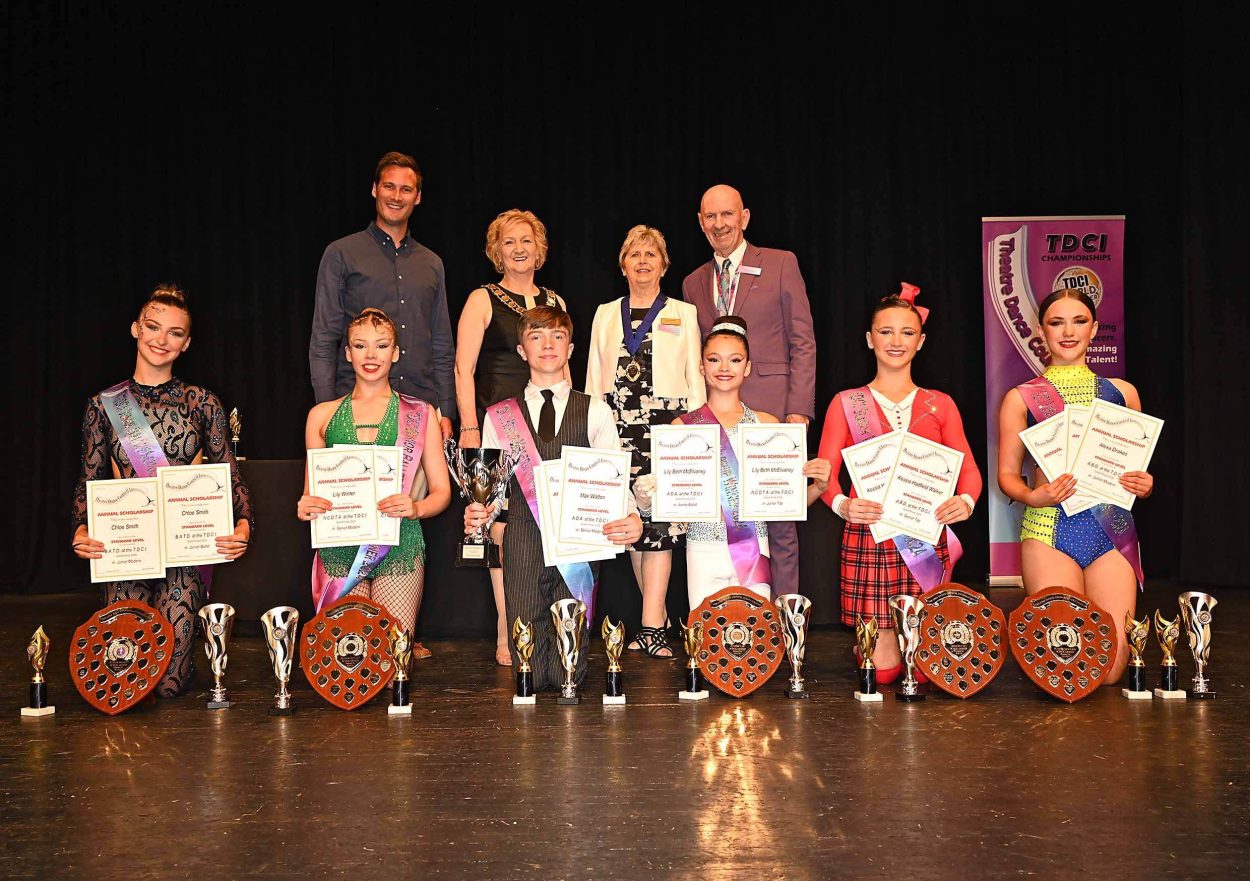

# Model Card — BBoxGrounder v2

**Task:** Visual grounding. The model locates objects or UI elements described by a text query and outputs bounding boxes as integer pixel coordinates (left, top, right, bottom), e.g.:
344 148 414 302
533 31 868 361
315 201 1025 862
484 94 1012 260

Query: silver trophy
889 594 928 702
551 598 587 705
1178 591 1218 699
775 594 812 700
197 603 236 709
445 439 514 568
260 606 299 715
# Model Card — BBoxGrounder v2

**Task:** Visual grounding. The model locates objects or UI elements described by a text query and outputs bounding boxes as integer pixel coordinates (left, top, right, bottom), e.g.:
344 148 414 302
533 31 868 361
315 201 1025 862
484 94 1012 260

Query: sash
1016 376 1144 586
678 405 772 590
621 294 668 357
485 398 597 622
311 394 429 611
838 387 962 592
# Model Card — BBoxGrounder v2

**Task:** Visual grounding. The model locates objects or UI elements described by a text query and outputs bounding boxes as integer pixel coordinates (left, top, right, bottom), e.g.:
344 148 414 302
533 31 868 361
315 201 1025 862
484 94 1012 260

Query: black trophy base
389 680 412 714
557 691 581 706
268 706 295 716
1189 689 1217 700
1160 664 1179 692
896 690 927 702
605 670 624 699
207 700 232 710
455 541 500 568
784 688 810 700
22 682 54 716
1122 665 1152 699
679 667 709 700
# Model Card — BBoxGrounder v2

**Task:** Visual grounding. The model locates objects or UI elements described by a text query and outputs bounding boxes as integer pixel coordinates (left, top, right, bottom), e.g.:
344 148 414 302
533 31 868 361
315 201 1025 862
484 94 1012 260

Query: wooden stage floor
2 584 1246 880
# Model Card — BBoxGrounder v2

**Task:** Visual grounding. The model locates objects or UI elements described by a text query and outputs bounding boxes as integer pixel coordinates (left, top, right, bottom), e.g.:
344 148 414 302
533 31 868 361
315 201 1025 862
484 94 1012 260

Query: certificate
841 430 903 543
307 448 384 548
1068 399 1163 510
556 446 632 548
650 424 720 522
157 463 236 567
1018 411 1068 483
535 462 618 566
1060 405 1098 516
878 433 963 545
86 477 164 583
737 422 808 521
334 444 403 544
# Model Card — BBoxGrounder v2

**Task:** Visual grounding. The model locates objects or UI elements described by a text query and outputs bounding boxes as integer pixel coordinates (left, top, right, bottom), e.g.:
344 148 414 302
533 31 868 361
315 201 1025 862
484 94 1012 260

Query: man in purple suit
682 184 817 598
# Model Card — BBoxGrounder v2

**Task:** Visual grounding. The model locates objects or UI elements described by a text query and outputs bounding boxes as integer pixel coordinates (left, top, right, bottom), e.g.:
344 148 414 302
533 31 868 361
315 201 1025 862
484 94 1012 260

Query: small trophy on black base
678 619 709 701
229 407 245 460
853 615 883 703
1179 591 1217 699
198 603 235 709
889 595 927 702
261 606 299 715
21 626 54 717
1121 612 1152 700
446 441 514 568
776 594 812 699
512 618 536 705
552 599 586 705
388 625 414 715
602 618 626 705
1153 609 1185 700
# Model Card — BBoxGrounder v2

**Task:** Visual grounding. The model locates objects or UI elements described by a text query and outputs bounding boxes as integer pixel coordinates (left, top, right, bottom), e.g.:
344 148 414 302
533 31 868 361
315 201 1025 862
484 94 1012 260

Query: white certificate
737 423 808 522
307 448 384 548
334 444 403 544
1060 406 1099 516
650 424 720 522
535 461 618 566
878 433 963 545
556 446 631 548
86 478 164 583
841 430 903 543
157 463 236 567
1068 399 1163 510
1019 411 1068 483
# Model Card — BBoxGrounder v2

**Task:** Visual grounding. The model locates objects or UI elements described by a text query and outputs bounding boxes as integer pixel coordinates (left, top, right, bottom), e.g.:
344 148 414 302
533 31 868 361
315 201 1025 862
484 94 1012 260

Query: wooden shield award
689 586 783 698
1009 586 1118 703
70 600 174 714
915 583 1006 698
301 598 396 710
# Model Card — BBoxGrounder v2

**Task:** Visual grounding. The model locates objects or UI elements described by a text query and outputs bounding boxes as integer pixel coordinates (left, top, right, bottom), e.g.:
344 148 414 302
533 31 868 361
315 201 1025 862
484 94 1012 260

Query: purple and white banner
981 216 1126 585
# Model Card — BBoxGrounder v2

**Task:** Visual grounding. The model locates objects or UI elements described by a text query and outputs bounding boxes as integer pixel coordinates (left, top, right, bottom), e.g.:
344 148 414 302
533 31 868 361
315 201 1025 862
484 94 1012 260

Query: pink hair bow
898 282 929 324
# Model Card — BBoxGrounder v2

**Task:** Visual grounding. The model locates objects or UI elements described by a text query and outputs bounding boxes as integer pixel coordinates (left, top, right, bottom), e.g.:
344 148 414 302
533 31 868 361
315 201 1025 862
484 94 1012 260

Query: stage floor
3 584 1246 880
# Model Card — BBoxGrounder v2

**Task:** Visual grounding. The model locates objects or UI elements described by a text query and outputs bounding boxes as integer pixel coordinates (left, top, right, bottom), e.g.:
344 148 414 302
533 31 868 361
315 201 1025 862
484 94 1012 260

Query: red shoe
914 666 928 685
874 664 903 685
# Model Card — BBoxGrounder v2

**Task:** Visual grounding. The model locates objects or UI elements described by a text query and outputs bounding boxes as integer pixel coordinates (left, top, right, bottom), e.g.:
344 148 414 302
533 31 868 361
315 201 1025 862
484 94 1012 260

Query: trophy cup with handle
445 440 514 567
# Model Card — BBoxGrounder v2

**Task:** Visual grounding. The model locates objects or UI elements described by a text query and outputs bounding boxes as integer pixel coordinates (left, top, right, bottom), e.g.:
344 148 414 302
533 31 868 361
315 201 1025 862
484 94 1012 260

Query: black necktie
538 389 556 441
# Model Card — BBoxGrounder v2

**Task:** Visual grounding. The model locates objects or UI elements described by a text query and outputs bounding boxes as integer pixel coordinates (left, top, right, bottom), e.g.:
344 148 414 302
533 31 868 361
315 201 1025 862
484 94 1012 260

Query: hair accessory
896 282 929 324
710 320 747 337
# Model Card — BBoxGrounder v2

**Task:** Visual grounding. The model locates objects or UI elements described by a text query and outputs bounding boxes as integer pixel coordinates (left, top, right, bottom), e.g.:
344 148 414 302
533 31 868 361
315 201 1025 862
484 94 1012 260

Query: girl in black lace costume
71 286 253 698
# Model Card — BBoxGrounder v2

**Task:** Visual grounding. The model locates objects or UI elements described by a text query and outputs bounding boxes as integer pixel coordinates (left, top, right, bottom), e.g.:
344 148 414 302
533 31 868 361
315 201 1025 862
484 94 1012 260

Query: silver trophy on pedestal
775 594 812 699
197 603 236 709
889 594 928 702
551 598 587 705
445 439 514 567
1178 591 1217 699
260 606 299 715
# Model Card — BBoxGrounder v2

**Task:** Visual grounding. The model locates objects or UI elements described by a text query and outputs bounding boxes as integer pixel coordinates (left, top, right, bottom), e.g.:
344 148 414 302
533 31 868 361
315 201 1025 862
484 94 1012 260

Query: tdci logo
1045 234 1108 253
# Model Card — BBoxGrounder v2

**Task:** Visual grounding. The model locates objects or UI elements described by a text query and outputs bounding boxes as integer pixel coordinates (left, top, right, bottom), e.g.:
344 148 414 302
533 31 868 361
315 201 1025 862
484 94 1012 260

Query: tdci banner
981 216 1126 585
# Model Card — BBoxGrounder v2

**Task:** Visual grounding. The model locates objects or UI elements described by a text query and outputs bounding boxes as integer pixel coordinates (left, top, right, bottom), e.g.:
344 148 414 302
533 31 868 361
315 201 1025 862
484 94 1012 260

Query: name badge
660 317 682 326
740 265 763 276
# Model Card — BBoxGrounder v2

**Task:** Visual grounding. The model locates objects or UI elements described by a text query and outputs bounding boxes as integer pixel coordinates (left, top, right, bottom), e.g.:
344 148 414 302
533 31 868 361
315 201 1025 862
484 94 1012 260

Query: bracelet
459 426 480 434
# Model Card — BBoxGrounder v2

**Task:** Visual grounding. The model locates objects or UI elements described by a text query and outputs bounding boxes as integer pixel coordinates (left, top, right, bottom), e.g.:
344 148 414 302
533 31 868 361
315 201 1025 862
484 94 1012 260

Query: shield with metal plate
916 583 1006 698
70 600 174 715
301 598 397 710
1009 585 1117 703
690 586 783 698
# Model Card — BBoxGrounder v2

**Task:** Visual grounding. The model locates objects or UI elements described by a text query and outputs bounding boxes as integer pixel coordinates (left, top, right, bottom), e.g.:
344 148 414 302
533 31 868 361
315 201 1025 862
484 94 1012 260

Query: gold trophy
21 626 54 717
1120 612 1152 700
229 407 244 460
551 599 587 706
1152 609 1185 700
198 602 235 709
1178 591 1217 699
678 618 709 701
388 625 414 715
853 615 883 703
512 618 536 705
602 617 626 705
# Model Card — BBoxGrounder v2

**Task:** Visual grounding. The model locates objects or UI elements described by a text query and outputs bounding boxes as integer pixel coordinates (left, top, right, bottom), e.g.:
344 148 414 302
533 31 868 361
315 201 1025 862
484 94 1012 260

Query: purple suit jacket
681 243 817 419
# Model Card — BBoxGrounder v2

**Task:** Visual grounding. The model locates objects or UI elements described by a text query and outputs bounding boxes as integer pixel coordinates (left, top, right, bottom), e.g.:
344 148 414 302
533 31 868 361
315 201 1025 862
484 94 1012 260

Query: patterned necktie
538 389 556 442
716 258 733 315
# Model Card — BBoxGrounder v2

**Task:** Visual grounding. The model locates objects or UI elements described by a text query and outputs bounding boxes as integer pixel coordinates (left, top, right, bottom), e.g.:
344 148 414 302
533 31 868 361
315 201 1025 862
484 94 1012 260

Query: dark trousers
767 520 799 597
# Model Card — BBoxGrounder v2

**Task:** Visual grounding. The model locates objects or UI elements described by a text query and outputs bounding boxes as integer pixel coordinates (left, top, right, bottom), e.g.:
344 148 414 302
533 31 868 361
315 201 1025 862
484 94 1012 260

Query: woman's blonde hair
618 225 670 273
485 209 548 273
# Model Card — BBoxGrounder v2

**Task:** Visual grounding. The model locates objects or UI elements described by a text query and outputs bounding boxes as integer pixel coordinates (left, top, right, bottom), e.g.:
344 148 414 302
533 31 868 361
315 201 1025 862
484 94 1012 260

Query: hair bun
150 283 188 304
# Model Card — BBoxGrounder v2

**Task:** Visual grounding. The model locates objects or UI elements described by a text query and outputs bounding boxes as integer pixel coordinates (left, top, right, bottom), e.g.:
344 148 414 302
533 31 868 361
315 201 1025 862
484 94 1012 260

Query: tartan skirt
840 522 952 628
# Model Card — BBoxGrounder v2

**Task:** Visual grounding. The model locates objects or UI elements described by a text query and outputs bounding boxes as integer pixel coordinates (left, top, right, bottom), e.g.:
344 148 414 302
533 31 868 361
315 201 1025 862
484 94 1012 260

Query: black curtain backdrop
6 7 1248 635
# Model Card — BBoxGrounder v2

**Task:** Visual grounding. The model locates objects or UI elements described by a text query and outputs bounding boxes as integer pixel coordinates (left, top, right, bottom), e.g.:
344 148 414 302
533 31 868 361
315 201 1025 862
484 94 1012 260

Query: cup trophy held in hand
1178 591 1217 699
445 440 514 568
1152 609 1185 700
551 599 587 706
261 606 299 715
602 617 626 705
1121 612 1152 700
198 603 236 709
388 625 414 715
889 594 928 702
854 615 883 703
678 619 709 701
21 626 54 717
512 618 536 705
775 594 812 700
